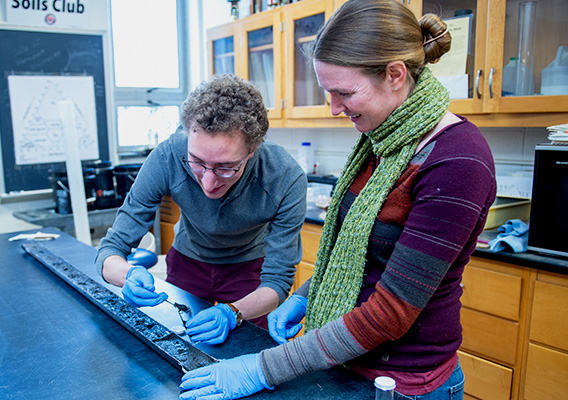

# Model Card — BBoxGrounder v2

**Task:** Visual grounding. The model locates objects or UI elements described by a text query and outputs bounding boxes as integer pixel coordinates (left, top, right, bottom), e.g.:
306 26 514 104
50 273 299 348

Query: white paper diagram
8 75 99 165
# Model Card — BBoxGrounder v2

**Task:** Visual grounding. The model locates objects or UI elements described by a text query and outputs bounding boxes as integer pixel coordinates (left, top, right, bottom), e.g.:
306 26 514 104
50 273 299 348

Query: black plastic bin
113 164 142 206
83 160 118 210
49 167 96 215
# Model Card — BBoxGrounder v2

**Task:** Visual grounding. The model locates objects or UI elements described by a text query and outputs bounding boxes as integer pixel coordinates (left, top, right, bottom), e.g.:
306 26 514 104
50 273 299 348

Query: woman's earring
394 87 398 92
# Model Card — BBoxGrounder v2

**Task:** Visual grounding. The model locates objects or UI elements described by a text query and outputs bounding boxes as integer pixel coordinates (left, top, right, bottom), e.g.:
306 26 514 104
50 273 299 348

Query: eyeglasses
182 155 249 178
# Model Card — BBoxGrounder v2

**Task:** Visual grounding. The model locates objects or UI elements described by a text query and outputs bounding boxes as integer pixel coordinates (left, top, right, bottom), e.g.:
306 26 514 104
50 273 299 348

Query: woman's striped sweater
261 117 496 390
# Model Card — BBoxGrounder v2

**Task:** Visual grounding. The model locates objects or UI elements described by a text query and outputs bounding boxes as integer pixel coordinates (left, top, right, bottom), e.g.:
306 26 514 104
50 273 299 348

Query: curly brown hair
180 74 269 151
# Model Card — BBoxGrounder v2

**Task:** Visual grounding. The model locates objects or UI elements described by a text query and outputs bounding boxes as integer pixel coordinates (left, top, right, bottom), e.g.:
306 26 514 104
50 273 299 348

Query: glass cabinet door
422 0 486 114
284 0 334 119
498 0 568 113
293 13 325 108
207 23 238 76
241 9 282 120
248 26 274 108
213 37 235 75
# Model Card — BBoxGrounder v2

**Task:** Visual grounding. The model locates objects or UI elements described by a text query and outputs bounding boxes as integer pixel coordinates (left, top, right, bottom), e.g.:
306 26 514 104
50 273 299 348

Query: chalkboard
0 28 109 193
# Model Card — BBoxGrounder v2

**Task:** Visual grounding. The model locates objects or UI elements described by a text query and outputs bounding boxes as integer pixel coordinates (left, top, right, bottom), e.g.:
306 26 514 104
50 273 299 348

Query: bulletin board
0 27 109 194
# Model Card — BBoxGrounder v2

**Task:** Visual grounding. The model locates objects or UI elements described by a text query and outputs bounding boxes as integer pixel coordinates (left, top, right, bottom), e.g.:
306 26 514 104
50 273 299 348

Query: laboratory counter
0 227 375 399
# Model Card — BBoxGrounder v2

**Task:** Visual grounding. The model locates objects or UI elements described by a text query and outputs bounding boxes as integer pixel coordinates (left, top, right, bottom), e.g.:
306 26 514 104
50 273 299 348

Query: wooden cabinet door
159 196 180 254
529 280 568 351
458 350 513 400
420 0 489 115
524 343 568 400
207 22 240 77
495 0 568 114
461 307 519 365
240 8 283 121
283 0 335 120
421 0 568 124
300 222 322 264
461 263 522 320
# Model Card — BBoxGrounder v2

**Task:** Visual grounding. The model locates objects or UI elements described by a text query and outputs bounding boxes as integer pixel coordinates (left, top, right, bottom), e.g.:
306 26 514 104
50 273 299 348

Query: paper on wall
429 14 472 78
8 75 99 165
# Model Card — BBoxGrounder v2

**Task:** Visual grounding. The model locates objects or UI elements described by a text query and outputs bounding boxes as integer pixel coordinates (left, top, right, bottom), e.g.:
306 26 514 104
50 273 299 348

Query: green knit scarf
305 68 449 331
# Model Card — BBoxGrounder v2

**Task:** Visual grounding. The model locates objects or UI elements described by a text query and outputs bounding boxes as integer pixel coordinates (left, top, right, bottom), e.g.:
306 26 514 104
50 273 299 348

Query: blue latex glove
184 303 236 345
267 293 307 344
121 266 168 307
179 354 273 400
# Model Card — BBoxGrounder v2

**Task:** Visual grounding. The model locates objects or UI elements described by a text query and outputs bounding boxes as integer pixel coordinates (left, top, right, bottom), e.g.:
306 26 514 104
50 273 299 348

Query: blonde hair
311 0 451 84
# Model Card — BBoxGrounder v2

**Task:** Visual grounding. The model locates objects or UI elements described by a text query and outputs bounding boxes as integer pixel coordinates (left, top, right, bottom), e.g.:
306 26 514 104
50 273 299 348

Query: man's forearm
233 286 280 321
102 255 132 287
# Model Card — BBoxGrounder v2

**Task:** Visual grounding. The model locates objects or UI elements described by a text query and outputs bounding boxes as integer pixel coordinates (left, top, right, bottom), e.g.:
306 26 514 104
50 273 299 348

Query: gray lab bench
0 228 374 399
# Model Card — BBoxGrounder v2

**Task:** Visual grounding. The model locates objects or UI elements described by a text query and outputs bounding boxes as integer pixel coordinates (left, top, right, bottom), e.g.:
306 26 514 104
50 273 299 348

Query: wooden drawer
461 262 522 320
524 343 568 400
300 223 322 264
461 307 519 365
530 280 568 351
160 196 181 224
458 350 513 400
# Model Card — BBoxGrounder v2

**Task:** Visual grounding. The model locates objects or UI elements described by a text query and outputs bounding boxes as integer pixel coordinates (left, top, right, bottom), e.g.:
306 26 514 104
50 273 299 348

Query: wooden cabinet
419 0 568 127
282 0 334 121
240 9 284 121
458 257 531 399
207 0 568 128
159 195 180 255
207 23 238 77
292 222 568 399
523 271 568 399
207 0 351 129
457 350 513 400
292 222 321 291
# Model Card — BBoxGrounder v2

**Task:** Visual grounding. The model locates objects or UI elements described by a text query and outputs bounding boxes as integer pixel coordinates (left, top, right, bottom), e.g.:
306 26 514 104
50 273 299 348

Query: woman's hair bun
419 14 452 64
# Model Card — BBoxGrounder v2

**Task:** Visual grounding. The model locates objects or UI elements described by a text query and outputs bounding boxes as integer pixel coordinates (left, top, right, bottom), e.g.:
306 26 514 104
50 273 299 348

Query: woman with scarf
179 0 496 398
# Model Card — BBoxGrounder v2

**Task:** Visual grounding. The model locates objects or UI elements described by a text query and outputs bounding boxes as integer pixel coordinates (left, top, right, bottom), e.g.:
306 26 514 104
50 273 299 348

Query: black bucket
49 167 96 215
113 164 142 206
84 160 117 210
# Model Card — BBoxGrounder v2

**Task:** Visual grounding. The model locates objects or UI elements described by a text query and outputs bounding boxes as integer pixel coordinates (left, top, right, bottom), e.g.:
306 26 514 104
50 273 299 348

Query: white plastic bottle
298 142 315 174
541 44 568 95
374 376 396 400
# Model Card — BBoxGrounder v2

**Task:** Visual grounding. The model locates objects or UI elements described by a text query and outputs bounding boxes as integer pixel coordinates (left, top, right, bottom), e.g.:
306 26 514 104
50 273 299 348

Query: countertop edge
302 218 568 276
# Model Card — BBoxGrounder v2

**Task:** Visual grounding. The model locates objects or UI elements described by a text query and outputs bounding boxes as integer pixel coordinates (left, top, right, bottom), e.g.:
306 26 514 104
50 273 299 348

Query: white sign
429 14 472 78
5 0 107 30
8 75 99 165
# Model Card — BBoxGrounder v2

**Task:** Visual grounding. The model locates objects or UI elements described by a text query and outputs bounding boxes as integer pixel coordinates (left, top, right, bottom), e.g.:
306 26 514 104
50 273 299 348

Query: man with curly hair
96 74 307 344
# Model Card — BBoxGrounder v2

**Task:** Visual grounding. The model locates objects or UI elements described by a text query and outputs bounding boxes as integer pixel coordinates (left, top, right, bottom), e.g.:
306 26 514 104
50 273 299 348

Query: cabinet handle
489 67 495 98
475 69 482 99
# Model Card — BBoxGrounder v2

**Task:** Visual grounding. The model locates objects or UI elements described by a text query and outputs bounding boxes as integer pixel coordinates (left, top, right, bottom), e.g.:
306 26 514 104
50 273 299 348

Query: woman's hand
179 354 273 399
267 294 308 344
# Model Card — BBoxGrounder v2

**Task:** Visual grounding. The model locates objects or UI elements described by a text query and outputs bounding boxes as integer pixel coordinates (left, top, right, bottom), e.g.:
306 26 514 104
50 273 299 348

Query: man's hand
184 303 237 345
121 266 168 307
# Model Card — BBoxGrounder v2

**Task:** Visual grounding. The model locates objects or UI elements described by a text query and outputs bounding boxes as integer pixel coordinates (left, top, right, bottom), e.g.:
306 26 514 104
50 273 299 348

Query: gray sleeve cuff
294 277 311 298
260 316 366 387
